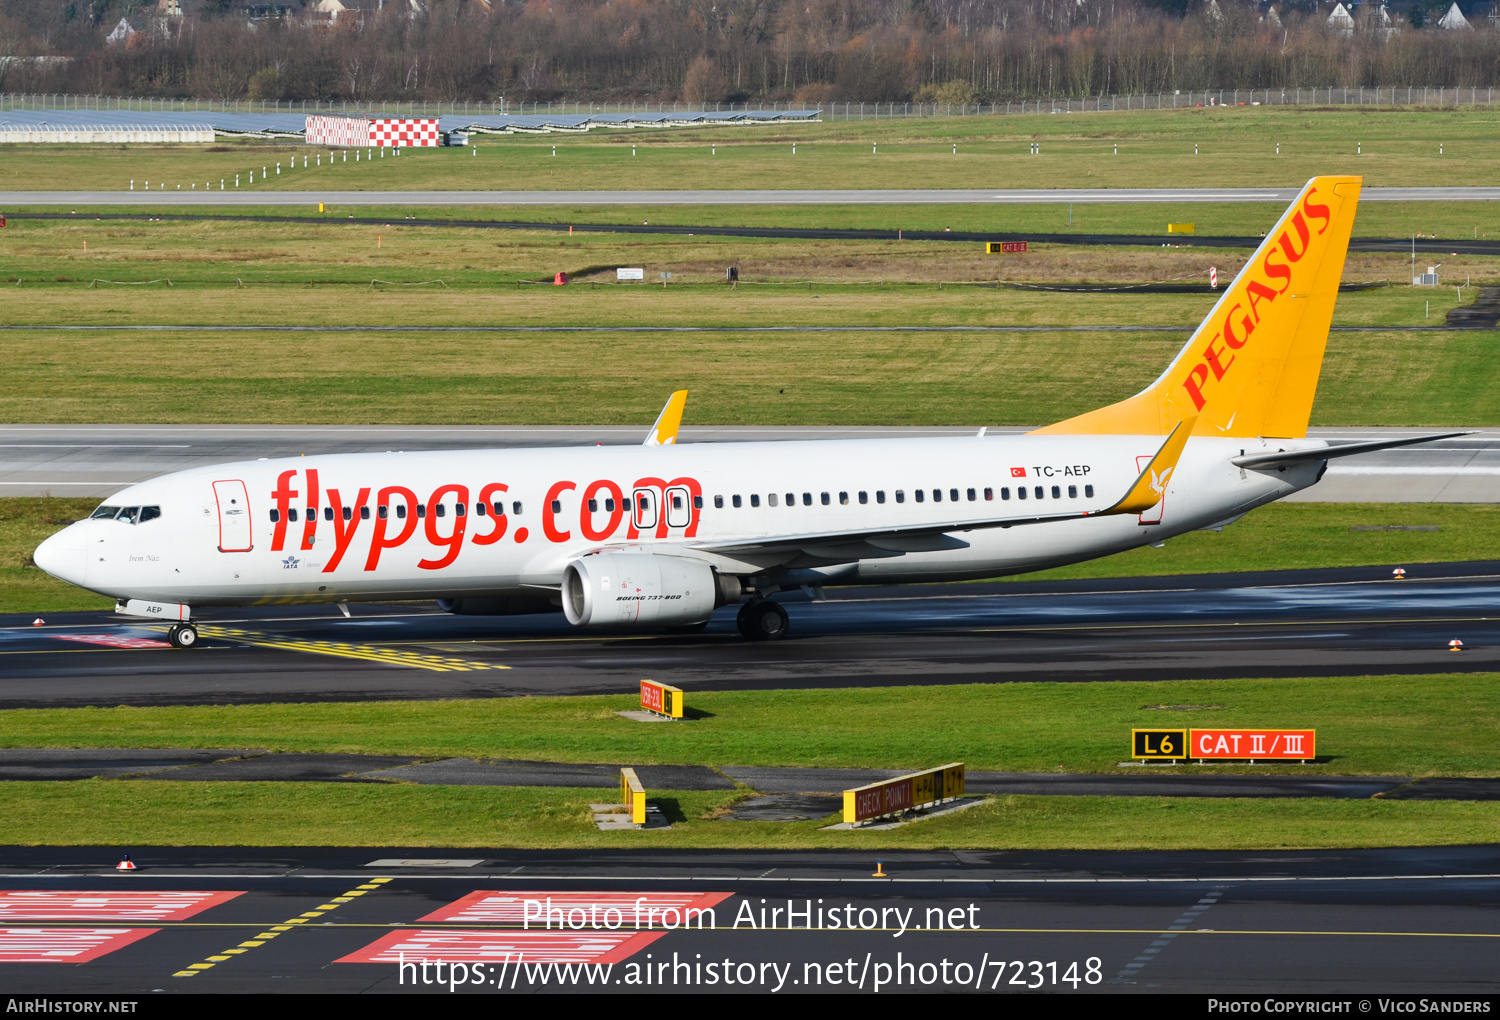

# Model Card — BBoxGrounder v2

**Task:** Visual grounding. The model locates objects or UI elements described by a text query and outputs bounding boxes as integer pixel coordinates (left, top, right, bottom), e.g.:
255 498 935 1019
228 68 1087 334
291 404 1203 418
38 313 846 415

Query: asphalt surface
4 562 1499 709
11 209 1500 255
0 844 1496 993
6 186 1500 206
1 424 1491 501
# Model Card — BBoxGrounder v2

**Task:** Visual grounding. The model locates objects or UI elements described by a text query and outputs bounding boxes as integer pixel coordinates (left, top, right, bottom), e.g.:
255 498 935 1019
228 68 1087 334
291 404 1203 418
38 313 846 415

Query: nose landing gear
167 623 199 649
736 599 789 641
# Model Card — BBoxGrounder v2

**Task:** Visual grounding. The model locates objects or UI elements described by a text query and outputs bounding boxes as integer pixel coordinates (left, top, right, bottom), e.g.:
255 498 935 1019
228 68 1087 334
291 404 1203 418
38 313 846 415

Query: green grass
8 107 1500 197
0 781 1494 849
0 326 1492 426
7 500 1496 613
4 673 1498 777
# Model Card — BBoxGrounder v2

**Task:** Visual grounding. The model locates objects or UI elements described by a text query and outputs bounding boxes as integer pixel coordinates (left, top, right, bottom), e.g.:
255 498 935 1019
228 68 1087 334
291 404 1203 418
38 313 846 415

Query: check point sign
1132 728 1316 762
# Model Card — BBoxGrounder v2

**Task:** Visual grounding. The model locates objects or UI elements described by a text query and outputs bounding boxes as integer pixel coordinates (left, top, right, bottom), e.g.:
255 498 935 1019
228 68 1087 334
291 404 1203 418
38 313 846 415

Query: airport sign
640 679 683 719
843 763 965 825
1132 728 1188 760
1190 729 1316 761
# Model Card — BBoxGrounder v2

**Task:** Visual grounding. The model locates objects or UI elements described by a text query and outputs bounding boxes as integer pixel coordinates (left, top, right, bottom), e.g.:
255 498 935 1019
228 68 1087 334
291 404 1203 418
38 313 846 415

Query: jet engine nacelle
562 552 735 629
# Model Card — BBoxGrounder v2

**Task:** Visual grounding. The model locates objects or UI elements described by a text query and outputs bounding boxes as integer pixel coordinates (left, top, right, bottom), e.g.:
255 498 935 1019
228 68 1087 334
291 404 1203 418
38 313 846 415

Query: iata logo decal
282 555 300 570
1179 188 1332 412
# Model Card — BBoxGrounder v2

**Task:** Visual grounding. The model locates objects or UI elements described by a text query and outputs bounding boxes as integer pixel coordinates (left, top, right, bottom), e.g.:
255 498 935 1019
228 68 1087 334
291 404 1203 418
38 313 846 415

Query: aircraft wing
694 418 1196 560
1230 431 1471 470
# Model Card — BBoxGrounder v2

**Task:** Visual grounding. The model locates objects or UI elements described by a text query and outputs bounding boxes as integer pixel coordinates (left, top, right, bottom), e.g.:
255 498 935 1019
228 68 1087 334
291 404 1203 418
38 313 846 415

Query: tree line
1 0 1498 102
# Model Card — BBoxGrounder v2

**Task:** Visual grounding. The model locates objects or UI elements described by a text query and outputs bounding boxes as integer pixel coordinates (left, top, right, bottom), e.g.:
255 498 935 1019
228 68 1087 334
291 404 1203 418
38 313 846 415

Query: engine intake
562 552 734 629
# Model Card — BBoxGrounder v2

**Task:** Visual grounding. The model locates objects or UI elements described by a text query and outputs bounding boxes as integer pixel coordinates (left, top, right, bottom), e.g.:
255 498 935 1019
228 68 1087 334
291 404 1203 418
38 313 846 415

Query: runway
5 186 1500 206
0 424 1491 501
3 562 1498 709
0 844 1496 993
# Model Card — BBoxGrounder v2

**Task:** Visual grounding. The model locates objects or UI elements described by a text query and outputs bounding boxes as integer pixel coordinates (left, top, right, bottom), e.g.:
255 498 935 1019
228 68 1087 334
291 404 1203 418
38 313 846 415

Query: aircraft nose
33 526 86 586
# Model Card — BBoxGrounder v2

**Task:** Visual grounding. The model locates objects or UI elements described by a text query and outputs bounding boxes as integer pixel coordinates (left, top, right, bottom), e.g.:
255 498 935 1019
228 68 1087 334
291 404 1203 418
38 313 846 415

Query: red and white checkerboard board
305 115 439 148
0 890 242 921
0 927 158 963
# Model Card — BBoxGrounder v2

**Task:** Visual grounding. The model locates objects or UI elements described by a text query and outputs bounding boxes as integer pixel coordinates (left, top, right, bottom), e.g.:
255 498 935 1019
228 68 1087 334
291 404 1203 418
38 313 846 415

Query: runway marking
189 626 511 672
52 633 171 650
338 928 665 966
172 876 391 979
0 927 158 963
1112 887 1225 984
0 890 243 921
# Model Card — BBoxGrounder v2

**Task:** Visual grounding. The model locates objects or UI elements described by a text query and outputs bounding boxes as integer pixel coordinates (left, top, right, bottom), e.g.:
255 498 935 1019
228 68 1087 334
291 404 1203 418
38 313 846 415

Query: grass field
4 673 1497 777
5 108 1500 197
0 782 1494 849
0 325 1492 426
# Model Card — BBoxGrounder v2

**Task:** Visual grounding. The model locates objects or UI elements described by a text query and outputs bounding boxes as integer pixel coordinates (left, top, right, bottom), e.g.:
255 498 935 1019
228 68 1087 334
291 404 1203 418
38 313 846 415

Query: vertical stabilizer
1032 176 1361 438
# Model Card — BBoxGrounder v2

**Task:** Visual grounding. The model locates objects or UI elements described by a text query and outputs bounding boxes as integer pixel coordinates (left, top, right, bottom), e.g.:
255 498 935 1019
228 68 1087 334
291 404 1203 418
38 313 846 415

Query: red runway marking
417 890 733 925
53 634 170 650
0 890 243 921
337 928 664 966
0 927 158 963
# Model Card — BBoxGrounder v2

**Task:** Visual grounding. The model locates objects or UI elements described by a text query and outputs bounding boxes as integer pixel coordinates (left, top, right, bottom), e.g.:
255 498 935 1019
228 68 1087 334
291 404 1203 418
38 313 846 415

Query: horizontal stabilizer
1231 431 1471 470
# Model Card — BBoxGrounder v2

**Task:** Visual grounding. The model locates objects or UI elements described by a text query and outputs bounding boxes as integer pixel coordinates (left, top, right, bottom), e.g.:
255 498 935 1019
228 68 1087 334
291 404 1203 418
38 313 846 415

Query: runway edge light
116 853 136 871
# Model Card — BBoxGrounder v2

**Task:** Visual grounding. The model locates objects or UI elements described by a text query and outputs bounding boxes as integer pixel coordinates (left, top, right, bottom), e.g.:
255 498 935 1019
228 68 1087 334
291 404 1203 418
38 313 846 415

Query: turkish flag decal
1010 467 1027 478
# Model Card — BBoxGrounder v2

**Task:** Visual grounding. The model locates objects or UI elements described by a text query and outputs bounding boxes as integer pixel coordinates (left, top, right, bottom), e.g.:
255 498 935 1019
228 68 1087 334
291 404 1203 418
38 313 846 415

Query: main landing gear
167 623 199 649
736 599 789 641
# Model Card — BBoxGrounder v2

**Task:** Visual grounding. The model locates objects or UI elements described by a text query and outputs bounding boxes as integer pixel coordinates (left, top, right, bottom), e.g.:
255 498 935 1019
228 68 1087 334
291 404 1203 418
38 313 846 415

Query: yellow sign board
1167 223 1195 234
619 767 646 824
842 762 965 825
640 679 684 719
1132 728 1188 760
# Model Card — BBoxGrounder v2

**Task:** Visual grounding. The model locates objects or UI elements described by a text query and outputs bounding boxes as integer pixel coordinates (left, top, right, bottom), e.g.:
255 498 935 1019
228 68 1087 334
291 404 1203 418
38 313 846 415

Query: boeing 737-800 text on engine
32 177 1458 645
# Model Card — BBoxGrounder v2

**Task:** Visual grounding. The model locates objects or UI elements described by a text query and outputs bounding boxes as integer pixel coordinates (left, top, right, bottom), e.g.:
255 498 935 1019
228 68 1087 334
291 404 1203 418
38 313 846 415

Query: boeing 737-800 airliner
33 176 1457 645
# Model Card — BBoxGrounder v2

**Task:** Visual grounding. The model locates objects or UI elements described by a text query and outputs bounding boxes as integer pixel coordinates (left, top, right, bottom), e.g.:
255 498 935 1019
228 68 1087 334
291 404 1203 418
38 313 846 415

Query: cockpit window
118 507 141 524
139 506 161 523
91 506 121 520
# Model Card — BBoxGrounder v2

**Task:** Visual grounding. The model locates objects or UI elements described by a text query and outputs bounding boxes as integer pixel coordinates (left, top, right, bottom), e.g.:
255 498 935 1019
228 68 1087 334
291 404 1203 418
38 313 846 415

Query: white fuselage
34 433 1325 610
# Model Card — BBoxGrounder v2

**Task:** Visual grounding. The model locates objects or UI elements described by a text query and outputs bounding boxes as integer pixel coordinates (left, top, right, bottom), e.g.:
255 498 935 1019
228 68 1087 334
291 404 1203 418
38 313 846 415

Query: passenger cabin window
493 502 505 516
475 503 486 516
604 498 614 512
377 505 388 519
671 495 683 510
360 506 371 520
694 496 703 509
1018 487 1027 500
551 500 562 514
931 489 941 502
324 507 335 521
139 506 161 523
288 508 298 522
983 488 993 501
1035 486 1044 499
397 505 407 518
713 495 723 509
951 488 960 502
269 508 279 523
416 505 426 519
895 490 905 504
588 499 598 513
798 492 808 506
876 491 885 504
858 491 868 504
1085 485 1095 498
915 490 925 503
1068 485 1078 498
1000 487 1010 500
1052 486 1061 499
512 502 523 515
435 504 446 518
820 492 830 506
455 503 465 517
91 505 121 519
732 495 742 508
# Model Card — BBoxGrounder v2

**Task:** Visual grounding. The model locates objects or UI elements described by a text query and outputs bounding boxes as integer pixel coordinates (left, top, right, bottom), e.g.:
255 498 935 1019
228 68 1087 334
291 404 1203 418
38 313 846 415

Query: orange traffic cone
116 854 136 871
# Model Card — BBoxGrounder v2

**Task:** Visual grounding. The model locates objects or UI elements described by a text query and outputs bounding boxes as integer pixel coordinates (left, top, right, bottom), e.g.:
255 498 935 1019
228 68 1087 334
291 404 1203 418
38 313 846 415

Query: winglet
1098 417 1196 516
644 390 688 446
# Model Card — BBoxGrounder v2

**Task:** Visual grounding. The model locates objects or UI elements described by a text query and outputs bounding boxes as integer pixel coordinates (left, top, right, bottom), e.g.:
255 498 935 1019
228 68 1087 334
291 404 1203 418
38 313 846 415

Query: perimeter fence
0 86 1498 120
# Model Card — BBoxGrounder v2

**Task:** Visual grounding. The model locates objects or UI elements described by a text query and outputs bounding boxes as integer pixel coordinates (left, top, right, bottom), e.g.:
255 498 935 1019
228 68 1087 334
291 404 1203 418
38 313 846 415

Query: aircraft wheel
741 600 789 641
168 623 198 649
